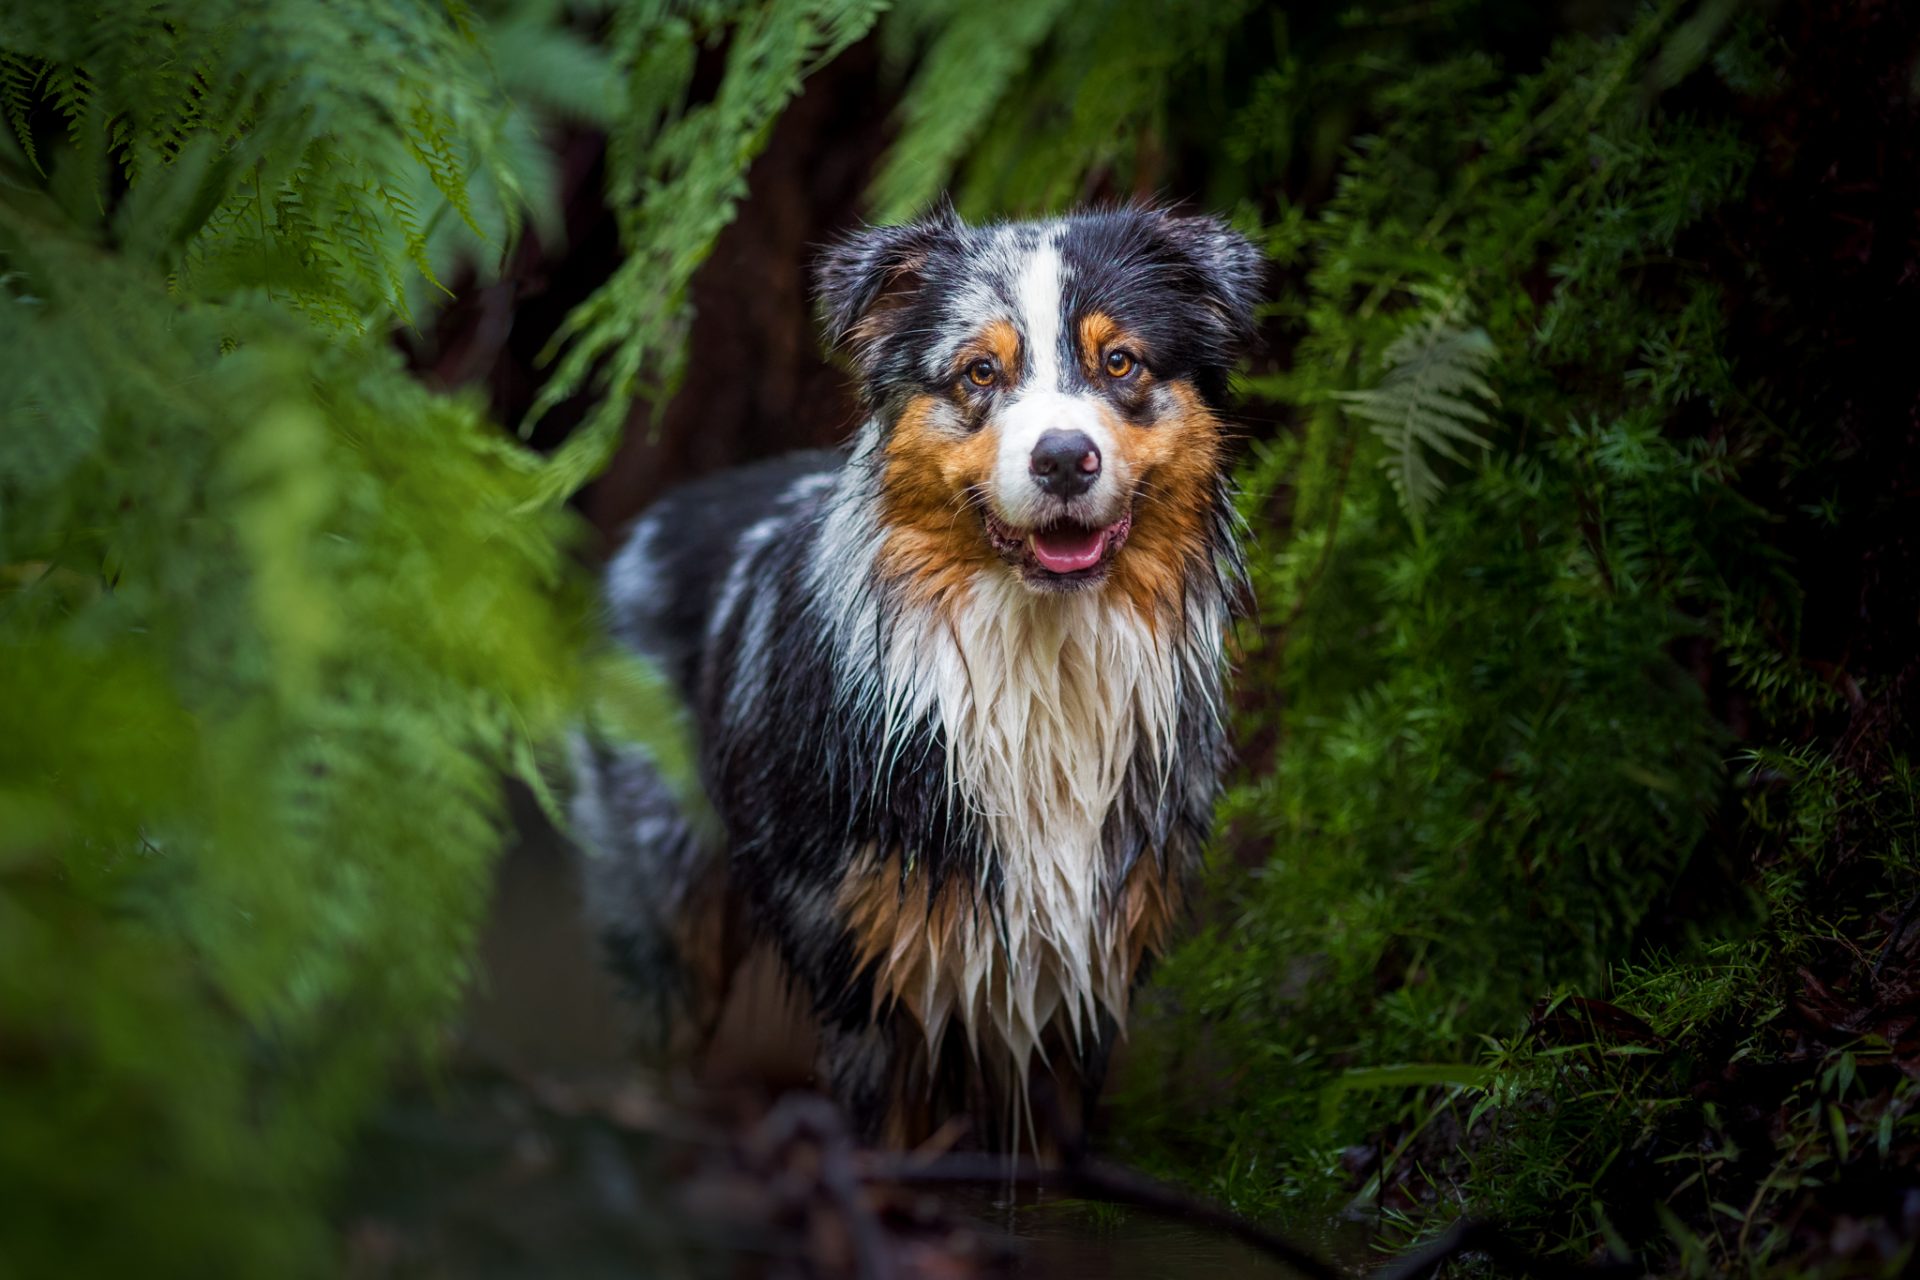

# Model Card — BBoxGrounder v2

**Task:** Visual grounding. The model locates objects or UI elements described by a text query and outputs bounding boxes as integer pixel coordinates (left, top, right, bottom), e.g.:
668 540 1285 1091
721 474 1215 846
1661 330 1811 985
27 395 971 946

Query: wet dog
572 204 1260 1147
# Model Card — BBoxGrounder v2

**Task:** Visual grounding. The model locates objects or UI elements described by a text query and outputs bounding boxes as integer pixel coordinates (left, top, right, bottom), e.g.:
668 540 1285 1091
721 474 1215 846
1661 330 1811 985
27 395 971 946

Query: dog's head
817 205 1261 605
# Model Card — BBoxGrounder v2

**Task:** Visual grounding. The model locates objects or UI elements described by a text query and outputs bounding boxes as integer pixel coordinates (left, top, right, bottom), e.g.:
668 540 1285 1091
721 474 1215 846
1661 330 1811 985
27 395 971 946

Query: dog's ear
815 204 961 378
1149 211 1265 360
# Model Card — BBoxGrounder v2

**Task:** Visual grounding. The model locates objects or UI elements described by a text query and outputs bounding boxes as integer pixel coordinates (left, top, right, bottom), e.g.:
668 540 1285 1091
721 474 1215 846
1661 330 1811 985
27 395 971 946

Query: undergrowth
1025 5 1915 1274
866 0 1920 1272
0 2 720 1273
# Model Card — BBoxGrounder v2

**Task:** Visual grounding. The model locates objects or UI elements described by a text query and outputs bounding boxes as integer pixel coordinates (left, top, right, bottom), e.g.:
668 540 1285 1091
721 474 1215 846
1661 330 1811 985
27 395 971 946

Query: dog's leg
815 1019 902 1145
571 737 729 1061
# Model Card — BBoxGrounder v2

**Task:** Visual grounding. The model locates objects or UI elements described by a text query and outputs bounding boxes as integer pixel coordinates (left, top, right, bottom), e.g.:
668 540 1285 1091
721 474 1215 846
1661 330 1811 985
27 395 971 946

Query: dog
571 203 1260 1148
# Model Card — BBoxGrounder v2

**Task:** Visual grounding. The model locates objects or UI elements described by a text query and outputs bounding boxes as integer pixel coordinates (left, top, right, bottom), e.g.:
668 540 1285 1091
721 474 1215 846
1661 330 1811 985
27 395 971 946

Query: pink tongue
1030 525 1108 573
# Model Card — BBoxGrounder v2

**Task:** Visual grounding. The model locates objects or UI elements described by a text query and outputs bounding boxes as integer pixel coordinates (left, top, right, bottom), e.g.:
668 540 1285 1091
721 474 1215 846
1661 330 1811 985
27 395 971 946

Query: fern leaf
43 63 91 145
529 0 886 500
405 99 481 237
867 0 1074 222
0 51 42 171
1336 316 1499 523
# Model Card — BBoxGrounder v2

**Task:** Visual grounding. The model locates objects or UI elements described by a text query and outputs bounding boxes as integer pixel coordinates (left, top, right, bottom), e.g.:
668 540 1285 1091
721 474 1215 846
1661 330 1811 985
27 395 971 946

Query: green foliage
5 0 1911 1274
532 0 884 498
1100 5 1794 1235
1135 13 1763 1163
878 0 1917 1271
0 2 696 1273
0 0 568 331
1451 752 1920 1274
867 0 1077 223
1332 313 1498 525
879 0 1256 220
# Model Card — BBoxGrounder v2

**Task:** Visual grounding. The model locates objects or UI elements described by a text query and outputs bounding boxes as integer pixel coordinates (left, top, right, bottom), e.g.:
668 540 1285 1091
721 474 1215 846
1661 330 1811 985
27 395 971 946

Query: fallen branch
860 1149 1343 1280
861 1146 1636 1280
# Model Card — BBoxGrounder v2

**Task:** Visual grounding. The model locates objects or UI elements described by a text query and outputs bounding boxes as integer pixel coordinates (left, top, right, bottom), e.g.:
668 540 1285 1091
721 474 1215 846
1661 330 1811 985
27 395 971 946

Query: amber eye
966 358 997 388
1104 349 1137 378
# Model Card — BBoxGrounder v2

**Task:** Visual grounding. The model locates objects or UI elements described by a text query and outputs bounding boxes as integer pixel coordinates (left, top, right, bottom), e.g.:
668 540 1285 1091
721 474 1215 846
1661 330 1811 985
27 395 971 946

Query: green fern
867 0 1075 222
1335 315 1499 524
0 51 41 170
530 0 885 501
0 2 694 1273
4 2 1902 1274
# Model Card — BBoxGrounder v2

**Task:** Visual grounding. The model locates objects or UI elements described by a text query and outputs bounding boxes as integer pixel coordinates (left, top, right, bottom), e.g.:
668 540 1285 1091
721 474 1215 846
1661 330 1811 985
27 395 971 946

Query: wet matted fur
572 204 1261 1148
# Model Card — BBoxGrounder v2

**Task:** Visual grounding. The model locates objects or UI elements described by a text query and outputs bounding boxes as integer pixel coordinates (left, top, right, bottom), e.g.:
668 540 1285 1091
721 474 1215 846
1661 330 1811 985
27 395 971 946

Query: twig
859 1150 1344 1280
527 1076 1632 1279
862 1151 1638 1280
759 1094 895 1280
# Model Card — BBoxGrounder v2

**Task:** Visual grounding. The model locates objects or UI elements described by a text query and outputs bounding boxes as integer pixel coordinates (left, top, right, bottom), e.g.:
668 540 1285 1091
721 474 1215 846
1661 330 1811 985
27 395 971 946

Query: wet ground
336 796 1338 1279
948 1190 1310 1279
340 1074 1316 1280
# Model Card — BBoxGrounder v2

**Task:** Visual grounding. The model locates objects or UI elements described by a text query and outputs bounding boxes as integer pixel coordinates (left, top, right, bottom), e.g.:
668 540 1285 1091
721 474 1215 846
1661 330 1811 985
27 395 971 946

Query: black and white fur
572 204 1260 1147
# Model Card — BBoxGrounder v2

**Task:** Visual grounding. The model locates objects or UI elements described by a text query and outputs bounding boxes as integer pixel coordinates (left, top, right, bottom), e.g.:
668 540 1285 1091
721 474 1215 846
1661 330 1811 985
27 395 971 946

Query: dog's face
818 207 1260 607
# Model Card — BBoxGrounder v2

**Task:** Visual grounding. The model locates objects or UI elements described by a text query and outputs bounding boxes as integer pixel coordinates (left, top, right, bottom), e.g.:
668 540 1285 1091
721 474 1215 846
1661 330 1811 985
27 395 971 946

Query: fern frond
0 5 662 1269
1336 315 1499 523
878 0 1253 218
0 51 42 171
529 0 885 500
376 181 440 293
404 98 481 237
866 0 1074 222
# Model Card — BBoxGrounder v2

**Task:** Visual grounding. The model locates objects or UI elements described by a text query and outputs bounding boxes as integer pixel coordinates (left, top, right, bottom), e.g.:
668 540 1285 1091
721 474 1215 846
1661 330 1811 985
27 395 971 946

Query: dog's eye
1103 349 1137 379
966 358 997 388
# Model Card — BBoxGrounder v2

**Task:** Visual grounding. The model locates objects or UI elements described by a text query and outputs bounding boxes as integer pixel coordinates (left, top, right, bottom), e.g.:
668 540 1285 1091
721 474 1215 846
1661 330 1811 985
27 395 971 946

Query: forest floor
333 802 1322 1279
335 782 1920 1279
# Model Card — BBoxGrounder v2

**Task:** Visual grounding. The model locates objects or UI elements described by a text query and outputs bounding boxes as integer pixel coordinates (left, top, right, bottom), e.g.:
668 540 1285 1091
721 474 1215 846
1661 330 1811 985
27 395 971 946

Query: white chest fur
871 569 1188 1072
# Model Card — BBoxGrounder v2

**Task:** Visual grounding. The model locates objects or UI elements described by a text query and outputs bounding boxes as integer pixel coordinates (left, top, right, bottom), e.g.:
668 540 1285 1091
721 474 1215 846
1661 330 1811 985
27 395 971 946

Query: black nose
1029 429 1101 497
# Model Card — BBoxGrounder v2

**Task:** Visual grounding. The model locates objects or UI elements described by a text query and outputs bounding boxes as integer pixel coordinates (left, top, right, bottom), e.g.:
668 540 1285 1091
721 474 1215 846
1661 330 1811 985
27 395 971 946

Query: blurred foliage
0 1 693 1274
530 0 882 498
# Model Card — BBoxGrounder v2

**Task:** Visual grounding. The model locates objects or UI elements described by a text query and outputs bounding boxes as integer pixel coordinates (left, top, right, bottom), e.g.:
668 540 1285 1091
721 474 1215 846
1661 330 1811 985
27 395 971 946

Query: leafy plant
531 0 884 497
5 1 1914 1276
1334 315 1498 524
0 1 697 1272
870 1 1919 1272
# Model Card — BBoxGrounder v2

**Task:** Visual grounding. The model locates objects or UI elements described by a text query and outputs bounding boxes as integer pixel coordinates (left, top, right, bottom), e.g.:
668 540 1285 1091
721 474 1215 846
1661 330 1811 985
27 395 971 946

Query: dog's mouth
982 509 1133 587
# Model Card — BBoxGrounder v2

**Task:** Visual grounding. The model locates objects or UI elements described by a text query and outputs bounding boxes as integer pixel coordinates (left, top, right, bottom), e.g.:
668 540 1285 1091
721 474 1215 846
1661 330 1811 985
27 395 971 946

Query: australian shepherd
572 204 1261 1149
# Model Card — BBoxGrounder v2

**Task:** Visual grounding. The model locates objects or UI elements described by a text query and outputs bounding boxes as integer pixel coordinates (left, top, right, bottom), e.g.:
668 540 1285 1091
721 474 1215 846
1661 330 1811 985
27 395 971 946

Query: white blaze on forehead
1011 233 1065 391
989 232 1134 530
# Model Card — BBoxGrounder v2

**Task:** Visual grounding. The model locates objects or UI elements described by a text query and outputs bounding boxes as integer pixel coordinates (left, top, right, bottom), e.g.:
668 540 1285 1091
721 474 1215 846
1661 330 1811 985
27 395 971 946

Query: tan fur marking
875 394 998 610
971 317 1022 380
836 852 977 1043
1108 380 1222 623
1118 854 1183 977
1077 311 1121 373
836 845 1184 1062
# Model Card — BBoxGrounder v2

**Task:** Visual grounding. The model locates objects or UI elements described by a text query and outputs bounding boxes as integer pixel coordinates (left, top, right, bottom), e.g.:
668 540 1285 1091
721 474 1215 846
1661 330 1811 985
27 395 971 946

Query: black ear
1151 211 1265 359
814 205 962 377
